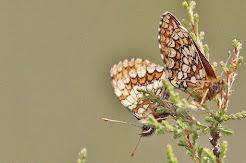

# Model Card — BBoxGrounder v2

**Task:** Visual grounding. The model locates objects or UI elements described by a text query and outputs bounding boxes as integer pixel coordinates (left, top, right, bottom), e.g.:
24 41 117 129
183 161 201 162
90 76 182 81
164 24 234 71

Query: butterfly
158 12 223 104
107 58 173 156
109 58 171 137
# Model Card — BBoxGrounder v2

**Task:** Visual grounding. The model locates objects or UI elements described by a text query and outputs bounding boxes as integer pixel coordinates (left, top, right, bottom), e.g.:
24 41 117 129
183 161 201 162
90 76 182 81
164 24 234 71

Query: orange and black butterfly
108 58 172 156
158 12 223 104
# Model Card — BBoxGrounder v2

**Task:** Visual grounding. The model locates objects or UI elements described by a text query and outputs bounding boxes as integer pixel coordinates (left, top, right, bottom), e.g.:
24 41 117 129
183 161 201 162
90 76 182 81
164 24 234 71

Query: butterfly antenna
131 135 142 157
175 79 212 83
102 118 142 128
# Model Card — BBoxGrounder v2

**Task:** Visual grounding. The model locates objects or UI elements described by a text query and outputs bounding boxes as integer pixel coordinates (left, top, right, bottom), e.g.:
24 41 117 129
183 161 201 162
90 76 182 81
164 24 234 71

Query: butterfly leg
200 88 209 105
186 92 192 101
156 116 175 122
163 100 174 104
186 88 202 101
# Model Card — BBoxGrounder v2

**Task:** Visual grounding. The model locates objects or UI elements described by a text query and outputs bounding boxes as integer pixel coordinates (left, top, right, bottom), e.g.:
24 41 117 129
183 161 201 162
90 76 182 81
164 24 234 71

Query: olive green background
1 0 246 162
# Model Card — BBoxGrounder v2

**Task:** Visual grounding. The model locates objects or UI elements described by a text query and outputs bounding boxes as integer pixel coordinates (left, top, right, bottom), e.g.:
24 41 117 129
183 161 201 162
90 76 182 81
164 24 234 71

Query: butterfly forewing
110 58 168 120
158 12 221 102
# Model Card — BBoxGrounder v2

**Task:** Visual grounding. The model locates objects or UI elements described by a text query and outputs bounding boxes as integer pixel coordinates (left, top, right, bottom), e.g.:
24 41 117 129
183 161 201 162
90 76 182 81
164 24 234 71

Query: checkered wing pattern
158 12 220 101
110 58 168 120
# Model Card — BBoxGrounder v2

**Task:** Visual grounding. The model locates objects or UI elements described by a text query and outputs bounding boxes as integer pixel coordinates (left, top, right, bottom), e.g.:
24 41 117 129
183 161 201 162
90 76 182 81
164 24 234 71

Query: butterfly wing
110 58 168 120
158 12 219 93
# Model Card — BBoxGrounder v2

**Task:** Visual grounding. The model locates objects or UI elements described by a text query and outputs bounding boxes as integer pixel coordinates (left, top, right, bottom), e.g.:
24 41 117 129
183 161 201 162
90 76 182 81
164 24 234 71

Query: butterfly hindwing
110 58 168 120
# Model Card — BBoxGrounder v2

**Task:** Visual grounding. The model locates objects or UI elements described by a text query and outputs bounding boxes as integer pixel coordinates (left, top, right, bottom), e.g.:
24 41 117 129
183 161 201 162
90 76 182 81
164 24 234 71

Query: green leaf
229 63 236 71
233 39 242 51
238 56 244 63
182 1 189 12
157 107 172 114
203 157 209 163
182 19 191 29
190 32 197 42
199 31 205 42
229 111 246 120
156 129 167 135
176 107 186 114
181 98 190 107
220 61 226 72
177 140 189 148
162 121 174 132
220 115 229 121
77 148 87 163
173 130 186 139
203 127 211 134
193 13 199 33
140 115 161 129
137 89 151 94
176 120 187 130
203 44 209 58
142 96 151 102
166 144 178 163
192 129 199 146
148 115 161 129
203 148 216 163
186 150 194 161
217 127 234 136
211 62 217 70
190 1 196 11
205 117 219 124
198 146 203 162
220 141 227 162
162 79 181 104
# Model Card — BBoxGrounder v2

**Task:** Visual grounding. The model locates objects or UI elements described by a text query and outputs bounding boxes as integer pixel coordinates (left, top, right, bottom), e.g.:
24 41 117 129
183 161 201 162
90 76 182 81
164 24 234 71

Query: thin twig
185 135 199 163
162 101 205 128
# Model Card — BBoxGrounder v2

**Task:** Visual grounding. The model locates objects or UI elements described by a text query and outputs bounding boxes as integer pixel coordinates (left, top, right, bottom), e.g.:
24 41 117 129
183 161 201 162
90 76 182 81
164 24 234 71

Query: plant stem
220 42 241 111
209 131 221 163
162 101 205 128
185 135 199 163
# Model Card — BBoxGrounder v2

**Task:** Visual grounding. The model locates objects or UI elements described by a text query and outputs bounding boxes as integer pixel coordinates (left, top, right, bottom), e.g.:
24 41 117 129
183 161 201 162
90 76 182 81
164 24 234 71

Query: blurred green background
1 0 246 162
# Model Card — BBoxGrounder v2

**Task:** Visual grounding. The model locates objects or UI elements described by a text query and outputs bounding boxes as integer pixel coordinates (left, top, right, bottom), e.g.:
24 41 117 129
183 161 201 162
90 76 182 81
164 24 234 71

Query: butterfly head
141 125 155 137
212 79 224 93
212 82 218 91
207 79 224 101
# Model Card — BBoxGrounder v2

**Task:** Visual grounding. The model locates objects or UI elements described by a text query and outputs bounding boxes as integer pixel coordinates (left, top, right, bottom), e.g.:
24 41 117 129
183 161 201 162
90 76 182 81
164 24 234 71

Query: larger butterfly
158 12 223 104
110 58 170 136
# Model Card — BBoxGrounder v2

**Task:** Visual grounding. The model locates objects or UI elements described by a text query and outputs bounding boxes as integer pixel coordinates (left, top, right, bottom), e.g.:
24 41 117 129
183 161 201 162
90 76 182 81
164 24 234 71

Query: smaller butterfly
104 58 171 156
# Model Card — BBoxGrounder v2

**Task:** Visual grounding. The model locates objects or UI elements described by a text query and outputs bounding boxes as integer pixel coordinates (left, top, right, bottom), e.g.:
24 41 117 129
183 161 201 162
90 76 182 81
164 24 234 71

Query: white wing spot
169 48 177 57
137 66 146 78
177 71 183 79
114 87 122 97
192 65 197 72
171 80 179 88
153 80 159 89
199 68 204 78
182 64 189 72
191 76 196 83
117 79 125 89
128 104 136 110
183 57 189 65
138 108 145 113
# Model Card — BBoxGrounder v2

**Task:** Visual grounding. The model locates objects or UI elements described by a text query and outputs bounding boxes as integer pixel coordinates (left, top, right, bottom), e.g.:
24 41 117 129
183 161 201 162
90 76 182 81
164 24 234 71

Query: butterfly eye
212 83 217 90
142 125 150 131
